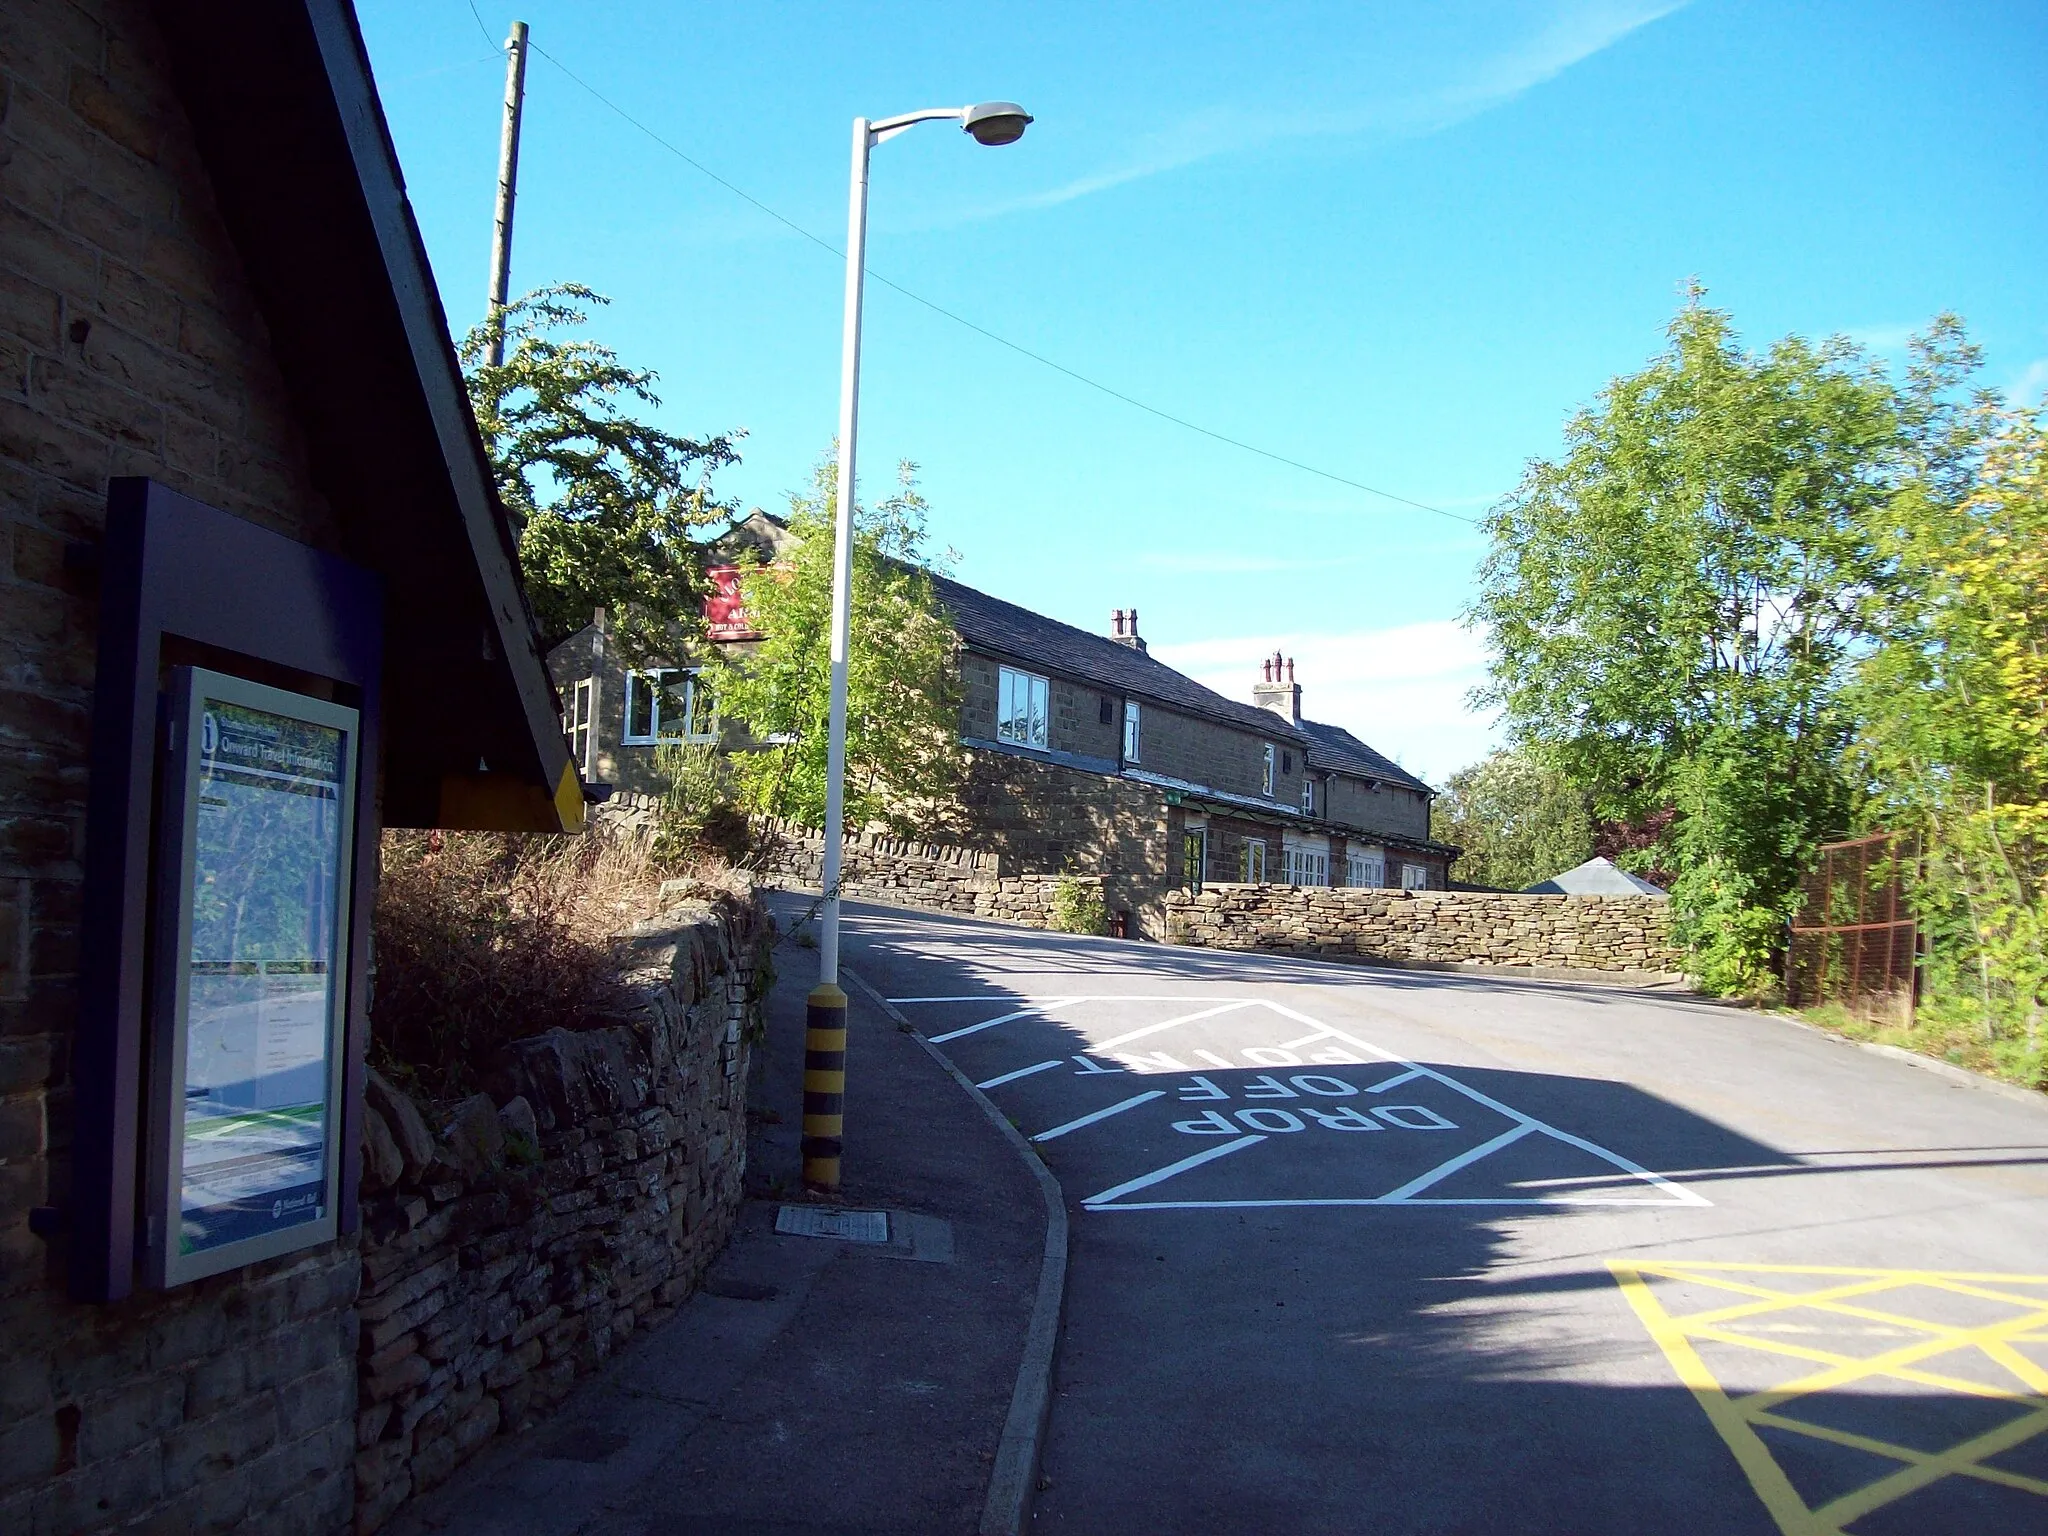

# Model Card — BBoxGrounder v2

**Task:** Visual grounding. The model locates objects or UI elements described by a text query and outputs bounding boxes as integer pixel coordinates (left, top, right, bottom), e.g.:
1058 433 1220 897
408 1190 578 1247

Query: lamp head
962 102 1033 146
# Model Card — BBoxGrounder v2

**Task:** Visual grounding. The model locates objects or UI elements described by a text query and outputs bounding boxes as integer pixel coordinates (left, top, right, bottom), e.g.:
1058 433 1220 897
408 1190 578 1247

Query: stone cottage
549 516 1456 936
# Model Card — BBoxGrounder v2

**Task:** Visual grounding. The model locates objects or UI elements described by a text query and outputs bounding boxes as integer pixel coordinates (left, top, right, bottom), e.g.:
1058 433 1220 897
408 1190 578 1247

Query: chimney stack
1111 606 1147 653
1252 652 1302 724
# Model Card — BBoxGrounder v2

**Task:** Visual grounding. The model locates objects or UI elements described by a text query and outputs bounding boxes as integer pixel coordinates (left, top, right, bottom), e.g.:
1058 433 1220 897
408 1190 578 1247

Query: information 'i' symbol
200 711 219 757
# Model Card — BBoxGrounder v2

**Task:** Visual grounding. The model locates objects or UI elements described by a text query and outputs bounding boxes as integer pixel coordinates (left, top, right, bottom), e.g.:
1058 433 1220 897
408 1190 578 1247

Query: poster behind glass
152 669 356 1286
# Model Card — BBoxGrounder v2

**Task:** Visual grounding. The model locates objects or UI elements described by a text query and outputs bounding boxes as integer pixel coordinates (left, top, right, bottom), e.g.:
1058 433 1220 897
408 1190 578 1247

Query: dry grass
1796 998 2047 1093
372 825 696 1097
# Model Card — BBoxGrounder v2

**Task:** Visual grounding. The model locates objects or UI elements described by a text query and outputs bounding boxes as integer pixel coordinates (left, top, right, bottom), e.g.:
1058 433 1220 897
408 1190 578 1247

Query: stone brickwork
750 818 1109 933
0 4 359 1532
1166 885 1683 980
1321 771 1429 842
959 750 1175 936
351 894 766 1532
958 651 1120 764
0 1242 361 1534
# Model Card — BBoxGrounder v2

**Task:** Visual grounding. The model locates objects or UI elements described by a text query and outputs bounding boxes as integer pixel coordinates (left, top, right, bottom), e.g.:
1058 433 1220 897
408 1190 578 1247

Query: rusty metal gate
1785 832 1919 1016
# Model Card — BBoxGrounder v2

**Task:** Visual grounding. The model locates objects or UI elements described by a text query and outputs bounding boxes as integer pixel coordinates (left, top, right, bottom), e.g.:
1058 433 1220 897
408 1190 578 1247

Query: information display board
147 668 359 1286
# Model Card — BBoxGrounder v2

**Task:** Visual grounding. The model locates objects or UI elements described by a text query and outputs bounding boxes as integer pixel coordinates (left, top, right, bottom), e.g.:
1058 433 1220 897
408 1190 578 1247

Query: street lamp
805 102 1032 1193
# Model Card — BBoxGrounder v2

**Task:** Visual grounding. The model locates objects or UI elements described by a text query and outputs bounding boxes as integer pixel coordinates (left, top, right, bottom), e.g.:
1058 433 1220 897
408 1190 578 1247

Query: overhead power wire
462 4 1477 528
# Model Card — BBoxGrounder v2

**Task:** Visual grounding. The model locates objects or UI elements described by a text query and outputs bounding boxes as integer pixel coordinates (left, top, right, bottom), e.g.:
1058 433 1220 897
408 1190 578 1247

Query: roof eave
155 0 579 831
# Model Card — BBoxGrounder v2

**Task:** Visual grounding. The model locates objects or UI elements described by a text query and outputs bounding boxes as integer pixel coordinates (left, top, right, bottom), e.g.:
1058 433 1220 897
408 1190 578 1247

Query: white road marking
1366 1067 1427 1094
915 992 1710 1210
1379 1123 1536 1201
930 999 1079 1045
1255 999 1709 1207
1082 1135 1267 1207
888 994 1257 1005
975 1059 1064 1090
1279 1029 1339 1050
1083 1195 1698 1210
1092 1001 1259 1052
1031 1091 1166 1143
889 995 1031 1004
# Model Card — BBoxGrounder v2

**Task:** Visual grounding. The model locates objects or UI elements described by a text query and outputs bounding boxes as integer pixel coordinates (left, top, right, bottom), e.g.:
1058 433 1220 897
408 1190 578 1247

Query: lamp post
804 101 1032 1194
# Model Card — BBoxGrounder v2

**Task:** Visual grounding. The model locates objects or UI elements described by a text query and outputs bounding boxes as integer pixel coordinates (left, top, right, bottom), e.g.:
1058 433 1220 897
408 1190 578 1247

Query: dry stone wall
748 819 1102 932
1166 885 1683 980
350 893 767 1532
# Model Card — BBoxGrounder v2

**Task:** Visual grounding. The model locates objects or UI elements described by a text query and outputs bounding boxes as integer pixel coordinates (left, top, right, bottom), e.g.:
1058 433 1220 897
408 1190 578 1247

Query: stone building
2 1 581 1530
934 583 1457 934
550 518 1457 936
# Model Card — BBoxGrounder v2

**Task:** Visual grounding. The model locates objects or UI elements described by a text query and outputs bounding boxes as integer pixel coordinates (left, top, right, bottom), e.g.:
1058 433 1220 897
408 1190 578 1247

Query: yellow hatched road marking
1610 1260 2048 1536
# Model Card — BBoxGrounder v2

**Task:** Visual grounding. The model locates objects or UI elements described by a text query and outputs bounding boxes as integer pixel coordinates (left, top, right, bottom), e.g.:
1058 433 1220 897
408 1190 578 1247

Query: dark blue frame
70 479 383 1303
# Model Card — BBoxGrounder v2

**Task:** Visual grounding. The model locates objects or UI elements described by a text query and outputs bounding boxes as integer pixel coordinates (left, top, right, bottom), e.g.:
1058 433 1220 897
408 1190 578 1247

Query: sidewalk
389 904 1048 1536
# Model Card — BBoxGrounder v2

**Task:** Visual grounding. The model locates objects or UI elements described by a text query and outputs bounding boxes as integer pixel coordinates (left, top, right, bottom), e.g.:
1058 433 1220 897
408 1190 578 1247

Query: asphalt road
832 901 2048 1536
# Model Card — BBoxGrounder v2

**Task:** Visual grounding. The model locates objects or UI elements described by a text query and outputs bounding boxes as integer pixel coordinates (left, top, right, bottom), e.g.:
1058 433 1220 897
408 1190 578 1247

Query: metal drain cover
775 1205 890 1243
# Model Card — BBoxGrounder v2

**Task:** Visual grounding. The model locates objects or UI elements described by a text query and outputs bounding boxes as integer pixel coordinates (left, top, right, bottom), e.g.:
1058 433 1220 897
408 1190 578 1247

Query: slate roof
1524 857 1668 897
930 574 1312 743
1295 719 1434 796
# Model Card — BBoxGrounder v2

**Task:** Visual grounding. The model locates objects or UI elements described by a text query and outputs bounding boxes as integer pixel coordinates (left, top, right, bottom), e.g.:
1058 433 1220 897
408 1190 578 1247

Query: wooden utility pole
485 20 529 367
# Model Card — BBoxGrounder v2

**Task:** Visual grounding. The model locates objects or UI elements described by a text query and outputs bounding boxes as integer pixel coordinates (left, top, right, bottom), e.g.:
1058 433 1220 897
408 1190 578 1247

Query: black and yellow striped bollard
802 983 847 1191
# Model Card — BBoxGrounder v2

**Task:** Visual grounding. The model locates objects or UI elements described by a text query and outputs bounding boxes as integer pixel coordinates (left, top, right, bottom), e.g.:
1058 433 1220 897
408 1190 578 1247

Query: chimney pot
1113 608 1125 636
1286 657 1295 684
1129 607 1139 634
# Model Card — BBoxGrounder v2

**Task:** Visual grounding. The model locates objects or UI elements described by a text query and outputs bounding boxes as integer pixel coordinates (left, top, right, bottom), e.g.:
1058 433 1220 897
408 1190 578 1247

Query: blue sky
359 2 2047 784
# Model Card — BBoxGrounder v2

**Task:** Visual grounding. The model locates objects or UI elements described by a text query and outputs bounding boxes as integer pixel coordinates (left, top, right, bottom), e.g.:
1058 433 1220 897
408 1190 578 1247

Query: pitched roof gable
154 0 578 830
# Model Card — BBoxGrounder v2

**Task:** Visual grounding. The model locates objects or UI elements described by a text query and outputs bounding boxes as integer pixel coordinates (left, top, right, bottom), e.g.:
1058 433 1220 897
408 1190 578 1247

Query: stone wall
748 818 1108 933
1165 885 1683 980
0 1236 361 1534
0 886 764 1536
959 750 1175 937
351 893 766 1532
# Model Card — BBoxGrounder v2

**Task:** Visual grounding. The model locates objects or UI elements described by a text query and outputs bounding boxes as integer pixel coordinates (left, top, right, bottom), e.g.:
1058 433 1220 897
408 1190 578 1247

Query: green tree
1470 290 1985 992
460 285 739 655
1431 749 1593 891
699 455 963 837
1852 408 2047 1077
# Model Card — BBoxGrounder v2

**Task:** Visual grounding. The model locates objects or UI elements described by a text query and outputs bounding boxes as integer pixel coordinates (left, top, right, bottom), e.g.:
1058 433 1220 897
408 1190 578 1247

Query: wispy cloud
1149 620 1501 784
940 1 1687 225
1839 323 1921 353
2008 357 2048 408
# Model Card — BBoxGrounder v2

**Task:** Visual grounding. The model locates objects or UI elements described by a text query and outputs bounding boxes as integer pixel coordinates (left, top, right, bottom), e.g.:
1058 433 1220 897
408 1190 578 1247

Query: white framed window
1123 699 1141 763
1181 825 1208 891
1401 863 1431 891
622 667 714 745
1262 742 1276 797
998 666 1049 749
1240 839 1267 882
1302 775 1317 813
1346 851 1385 889
565 677 596 776
1282 846 1329 887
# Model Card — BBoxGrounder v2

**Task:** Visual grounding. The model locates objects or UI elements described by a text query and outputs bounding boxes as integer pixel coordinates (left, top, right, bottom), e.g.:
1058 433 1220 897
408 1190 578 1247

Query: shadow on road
776 895 2048 1536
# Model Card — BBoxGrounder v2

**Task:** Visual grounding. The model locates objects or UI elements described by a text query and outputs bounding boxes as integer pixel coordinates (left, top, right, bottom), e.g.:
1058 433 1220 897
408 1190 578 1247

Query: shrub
1048 876 1108 937
371 829 658 1096
651 742 752 867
